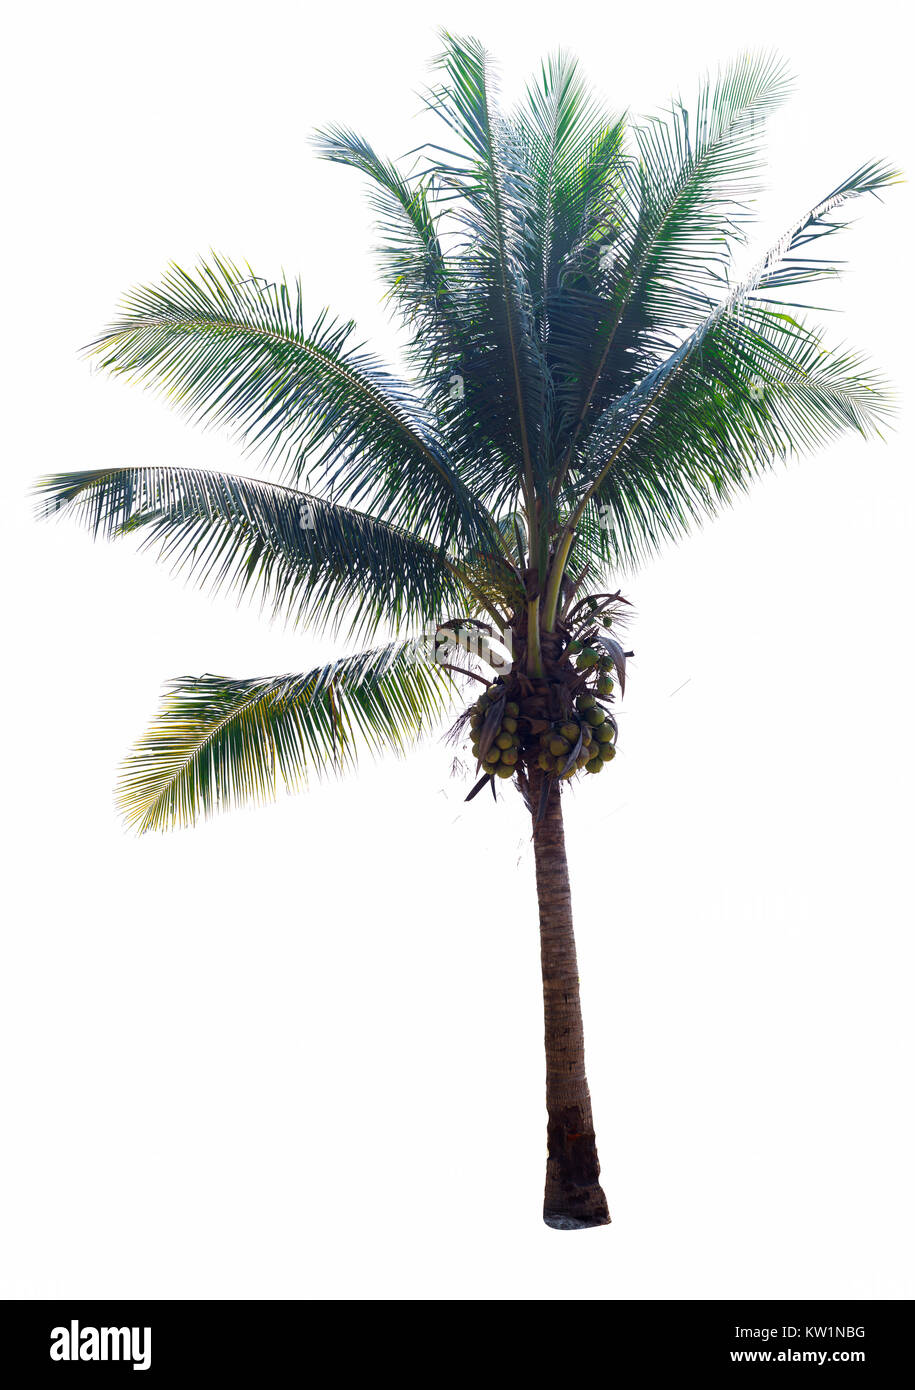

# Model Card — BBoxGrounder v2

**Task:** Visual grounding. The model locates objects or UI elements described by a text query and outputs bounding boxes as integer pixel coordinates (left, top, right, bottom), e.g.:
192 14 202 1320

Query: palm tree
37 36 896 1229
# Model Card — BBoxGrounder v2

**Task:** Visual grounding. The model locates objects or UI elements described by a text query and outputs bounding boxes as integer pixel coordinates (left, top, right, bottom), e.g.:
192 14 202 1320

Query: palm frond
573 155 901 505
572 305 893 570
87 254 489 548
517 50 627 307
313 126 452 339
423 32 552 514
35 465 468 639
118 641 461 832
554 53 794 450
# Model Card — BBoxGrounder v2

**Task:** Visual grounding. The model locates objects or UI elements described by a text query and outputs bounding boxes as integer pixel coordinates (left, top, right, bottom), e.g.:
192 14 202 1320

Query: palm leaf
87 254 489 547
313 126 452 337
554 53 794 454
424 32 552 514
118 641 460 833
570 157 900 518
573 305 892 570
35 465 467 638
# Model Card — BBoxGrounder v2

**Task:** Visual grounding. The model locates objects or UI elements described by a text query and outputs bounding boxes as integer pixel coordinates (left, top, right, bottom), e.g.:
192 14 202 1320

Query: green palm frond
516 54 628 453
35 466 468 638
118 641 461 833
550 53 794 452
517 50 627 305
87 254 489 548
571 305 892 571
312 126 453 340
569 157 900 512
423 32 552 515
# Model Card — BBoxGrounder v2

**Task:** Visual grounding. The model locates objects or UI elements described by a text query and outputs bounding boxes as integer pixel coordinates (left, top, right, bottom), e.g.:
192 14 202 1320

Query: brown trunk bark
530 767 610 1229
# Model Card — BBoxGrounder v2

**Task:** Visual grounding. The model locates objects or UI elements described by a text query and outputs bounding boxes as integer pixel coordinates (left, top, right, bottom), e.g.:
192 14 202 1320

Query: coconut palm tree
37 36 896 1229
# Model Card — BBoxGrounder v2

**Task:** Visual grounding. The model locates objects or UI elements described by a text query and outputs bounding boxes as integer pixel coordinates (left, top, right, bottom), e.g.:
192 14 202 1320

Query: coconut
586 757 603 774
501 747 519 765
559 722 580 743
548 736 570 757
495 764 514 779
575 649 598 670
501 716 518 734
576 692 596 710
599 743 616 762
483 746 501 765
495 731 514 750
536 750 553 771
596 674 614 696
584 707 605 727
504 701 520 718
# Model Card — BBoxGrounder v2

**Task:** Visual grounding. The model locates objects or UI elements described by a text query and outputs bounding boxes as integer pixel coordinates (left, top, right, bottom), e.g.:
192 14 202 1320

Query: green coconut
505 701 520 718
495 764 515 779
548 735 571 757
586 757 603 774
599 742 616 762
594 722 614 743
584 706 605 727
576 692 597 711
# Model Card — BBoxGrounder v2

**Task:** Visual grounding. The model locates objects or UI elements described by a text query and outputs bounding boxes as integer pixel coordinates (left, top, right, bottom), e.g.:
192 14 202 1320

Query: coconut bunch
535 693 616 779
461 593 628 801
468 684 521 779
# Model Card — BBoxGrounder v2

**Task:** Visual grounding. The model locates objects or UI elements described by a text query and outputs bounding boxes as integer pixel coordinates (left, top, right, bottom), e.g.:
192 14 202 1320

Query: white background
3 0 912 1300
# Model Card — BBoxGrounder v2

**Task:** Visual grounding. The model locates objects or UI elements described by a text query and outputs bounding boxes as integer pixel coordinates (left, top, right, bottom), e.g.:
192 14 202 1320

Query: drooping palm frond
86 254 490 548
118 641 461 832
35 466 469 639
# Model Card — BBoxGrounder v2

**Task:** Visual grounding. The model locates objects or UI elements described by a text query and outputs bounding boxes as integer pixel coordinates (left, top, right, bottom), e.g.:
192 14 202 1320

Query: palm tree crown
38 38 894 832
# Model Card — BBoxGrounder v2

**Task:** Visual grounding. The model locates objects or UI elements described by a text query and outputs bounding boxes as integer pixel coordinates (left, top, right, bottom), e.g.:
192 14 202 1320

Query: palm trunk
530 767 610 1229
